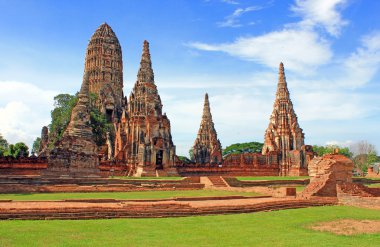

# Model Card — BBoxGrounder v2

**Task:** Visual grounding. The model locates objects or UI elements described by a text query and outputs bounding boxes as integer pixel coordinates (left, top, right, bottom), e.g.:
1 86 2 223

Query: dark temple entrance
156 150 163 170
106 109 113 122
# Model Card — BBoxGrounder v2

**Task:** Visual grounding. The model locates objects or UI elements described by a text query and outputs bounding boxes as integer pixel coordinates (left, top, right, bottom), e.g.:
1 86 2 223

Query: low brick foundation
177 166 279 177
223 177 310 187
0 177 204 193
0 197 337 220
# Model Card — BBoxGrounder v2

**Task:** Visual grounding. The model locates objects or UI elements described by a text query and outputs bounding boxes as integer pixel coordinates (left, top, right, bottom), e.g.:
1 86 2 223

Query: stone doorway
156 150 163 170
106 109 113 122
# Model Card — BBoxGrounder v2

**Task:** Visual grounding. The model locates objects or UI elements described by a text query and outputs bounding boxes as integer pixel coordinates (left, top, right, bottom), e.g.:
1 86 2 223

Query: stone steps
207 176 228 187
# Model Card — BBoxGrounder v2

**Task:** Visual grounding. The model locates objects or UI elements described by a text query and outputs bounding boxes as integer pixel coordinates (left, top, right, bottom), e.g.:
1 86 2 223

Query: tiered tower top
137 40 155 84
84 23 124 122
262 63 304 155
192 93 223 164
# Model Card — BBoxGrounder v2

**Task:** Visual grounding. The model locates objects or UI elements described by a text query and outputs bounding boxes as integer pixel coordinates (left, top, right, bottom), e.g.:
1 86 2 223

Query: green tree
350 141 379 174
189 148 194 161
3 142 29 158
0 134 8 157
312 145 352 158
32 137 41 154
223 141 264 156
48 93 78 146
89 93 113 146
13 142 29 158
48 92 112 148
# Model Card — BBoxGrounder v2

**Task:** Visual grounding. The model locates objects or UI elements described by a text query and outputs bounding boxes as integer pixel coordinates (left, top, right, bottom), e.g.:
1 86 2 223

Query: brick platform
0 197 337 220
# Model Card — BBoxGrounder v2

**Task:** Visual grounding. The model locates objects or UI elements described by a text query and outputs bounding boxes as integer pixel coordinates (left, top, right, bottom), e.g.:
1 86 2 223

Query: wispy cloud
291 0 348 37
221 0 239 5
189 29 332 73
190 0 352 74
218 6 264 27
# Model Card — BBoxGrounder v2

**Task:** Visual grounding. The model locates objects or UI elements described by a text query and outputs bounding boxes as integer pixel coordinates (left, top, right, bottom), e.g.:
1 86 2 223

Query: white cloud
0 81 57 150
221 0 239 5
218 6 263 28
343 31 380 88
294 91 380 121
325 140 353 147
291 0 348 36
189 29 332 73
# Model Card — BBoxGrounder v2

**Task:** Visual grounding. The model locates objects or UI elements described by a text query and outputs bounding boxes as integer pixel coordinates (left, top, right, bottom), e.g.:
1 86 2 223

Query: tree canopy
48 93 112 148
32 137 41 154
3 142 29 158
223 142 264 156
0 134 8 157
312 145 352 158
89 93 113 146
48 93 78 146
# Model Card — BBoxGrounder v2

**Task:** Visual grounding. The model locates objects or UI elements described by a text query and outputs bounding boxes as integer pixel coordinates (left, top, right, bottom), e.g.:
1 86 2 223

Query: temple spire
192 93 223 165
202 93 212 120
137 40 155 84
262 62 305 175
276 62 290 100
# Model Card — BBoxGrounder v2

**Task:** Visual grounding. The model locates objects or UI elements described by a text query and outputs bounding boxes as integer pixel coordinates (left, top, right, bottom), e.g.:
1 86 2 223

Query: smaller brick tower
114 41 177 176
192 93 223 165
262 62 305 175
46 73 100 177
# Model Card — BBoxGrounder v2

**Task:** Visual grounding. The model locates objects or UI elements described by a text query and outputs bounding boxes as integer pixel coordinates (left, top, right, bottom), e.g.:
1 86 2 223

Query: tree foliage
0 134 8 157
32 137 41 154
313 141 379 174
3 142 29 158
350 141 379 173
89 93 113 146
48 92 112 147
177 155 192 164
48 94 78 146
312 145 353 158
223 142 264 156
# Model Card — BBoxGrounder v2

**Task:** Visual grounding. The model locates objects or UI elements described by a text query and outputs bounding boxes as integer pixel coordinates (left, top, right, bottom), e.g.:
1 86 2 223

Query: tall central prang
84 23 124 122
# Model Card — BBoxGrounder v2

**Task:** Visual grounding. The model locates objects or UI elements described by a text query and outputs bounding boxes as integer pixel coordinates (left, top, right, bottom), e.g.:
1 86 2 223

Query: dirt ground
310 219 380 235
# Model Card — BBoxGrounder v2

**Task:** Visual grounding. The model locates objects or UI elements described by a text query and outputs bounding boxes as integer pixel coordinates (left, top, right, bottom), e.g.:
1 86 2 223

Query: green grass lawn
367 183 380 188
0 190 263 201
113 176 183 180
354 177 380 181
237 176 309 181
0 206 379 246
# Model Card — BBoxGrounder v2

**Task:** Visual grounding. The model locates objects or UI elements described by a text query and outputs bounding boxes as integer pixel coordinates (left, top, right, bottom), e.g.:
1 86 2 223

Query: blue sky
0 0 379 156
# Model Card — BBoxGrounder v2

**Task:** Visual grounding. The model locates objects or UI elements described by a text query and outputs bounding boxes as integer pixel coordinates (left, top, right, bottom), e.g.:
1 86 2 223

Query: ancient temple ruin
84 23 124 123
38 126 49 157
38 23 315 178
192 93 223 165
262 63 309 176
114 41 177 176
46 73 100 177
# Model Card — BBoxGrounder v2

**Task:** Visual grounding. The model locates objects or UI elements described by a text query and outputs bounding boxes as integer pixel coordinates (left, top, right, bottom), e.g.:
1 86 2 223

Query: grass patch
295 186 305 192
354 177 380 181
367 183 380 188
112 176 183 180
0 206 379 246
0 190 263 201
237 176 309 181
